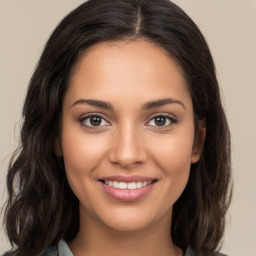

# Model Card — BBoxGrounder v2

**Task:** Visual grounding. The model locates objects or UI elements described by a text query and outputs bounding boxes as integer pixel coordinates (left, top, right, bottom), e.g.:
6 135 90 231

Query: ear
191 120 206 163
54 137 63 157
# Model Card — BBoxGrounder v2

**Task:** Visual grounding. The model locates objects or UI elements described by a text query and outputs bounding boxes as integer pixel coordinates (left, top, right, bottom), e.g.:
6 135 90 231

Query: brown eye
79 115 110 128
147 115 177 127
154 116 167 126
90 116 102 126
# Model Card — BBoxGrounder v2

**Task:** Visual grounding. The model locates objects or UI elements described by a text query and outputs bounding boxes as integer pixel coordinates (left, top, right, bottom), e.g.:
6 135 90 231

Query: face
59 40 204 232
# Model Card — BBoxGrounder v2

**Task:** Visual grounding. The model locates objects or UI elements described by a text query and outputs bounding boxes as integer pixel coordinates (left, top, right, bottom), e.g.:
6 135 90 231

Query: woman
3 0 232 256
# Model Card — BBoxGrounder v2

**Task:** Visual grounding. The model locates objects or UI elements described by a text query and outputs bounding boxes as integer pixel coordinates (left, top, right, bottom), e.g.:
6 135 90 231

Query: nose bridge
108 121 146 168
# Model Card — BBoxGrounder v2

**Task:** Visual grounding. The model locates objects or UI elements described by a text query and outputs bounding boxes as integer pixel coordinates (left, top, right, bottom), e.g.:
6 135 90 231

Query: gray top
2 240 227 256
43 240 227 256
43 240 73 256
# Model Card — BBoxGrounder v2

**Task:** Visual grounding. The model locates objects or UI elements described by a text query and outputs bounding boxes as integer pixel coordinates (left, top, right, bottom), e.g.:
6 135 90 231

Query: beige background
0 0 255 255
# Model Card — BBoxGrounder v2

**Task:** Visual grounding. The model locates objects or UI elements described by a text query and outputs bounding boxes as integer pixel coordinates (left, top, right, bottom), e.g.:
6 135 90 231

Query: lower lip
100 182 156 202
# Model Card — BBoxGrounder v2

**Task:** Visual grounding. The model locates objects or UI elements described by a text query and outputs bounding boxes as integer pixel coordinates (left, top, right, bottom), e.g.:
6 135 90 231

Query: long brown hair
4 1 232 255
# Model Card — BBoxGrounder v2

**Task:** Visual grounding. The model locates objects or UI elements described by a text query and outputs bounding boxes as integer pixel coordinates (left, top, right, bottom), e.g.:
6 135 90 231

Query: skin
58 40 205 256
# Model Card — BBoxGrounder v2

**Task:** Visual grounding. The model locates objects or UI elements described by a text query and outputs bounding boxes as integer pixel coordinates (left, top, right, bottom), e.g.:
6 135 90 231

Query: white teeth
136 181 142 189
104 180 153 189
113 181 119 188
119 182 128 189
128 182 136 189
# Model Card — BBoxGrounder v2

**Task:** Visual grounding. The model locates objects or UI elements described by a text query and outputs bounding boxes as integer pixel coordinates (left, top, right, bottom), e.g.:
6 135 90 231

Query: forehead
65 40 192 111
73 39 184 82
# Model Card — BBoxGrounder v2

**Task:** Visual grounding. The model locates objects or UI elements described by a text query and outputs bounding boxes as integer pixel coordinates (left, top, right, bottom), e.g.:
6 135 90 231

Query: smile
99 176 158 201
102 180 153 190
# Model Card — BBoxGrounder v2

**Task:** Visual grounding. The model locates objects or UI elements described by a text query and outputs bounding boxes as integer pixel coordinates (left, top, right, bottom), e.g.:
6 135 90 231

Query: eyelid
79 113 111 128
78 112 177 130
145 113 178 128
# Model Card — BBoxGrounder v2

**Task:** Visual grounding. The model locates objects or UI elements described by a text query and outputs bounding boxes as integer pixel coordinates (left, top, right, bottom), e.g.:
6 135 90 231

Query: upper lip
99 175 157 183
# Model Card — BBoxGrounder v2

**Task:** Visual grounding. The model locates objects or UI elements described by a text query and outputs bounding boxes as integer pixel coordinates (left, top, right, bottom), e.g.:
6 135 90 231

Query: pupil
90 116 102 126
155 117 166 126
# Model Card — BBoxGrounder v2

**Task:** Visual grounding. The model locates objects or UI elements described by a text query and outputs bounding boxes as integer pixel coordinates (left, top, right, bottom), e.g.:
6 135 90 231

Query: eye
79 115 110 128
146 115 177 127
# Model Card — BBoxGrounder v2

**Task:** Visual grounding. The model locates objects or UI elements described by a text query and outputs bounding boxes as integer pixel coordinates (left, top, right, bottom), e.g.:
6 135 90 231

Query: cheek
61 130 109 173
160 142 192 188
164 139 193 170
151 131 194 170
60 129 111 204
60 130 110 208
149 130 194 193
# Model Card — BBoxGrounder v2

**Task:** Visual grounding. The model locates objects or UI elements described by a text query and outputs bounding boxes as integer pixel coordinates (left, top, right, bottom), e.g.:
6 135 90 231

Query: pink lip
99 180 157 202
99 175 156 183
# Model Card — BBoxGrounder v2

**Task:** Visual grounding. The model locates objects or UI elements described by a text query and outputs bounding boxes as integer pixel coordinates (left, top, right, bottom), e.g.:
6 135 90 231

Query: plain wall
0 1 255 255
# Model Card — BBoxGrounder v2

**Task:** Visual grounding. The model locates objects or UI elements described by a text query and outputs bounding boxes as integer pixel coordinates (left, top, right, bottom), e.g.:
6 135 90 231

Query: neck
69 208 183 256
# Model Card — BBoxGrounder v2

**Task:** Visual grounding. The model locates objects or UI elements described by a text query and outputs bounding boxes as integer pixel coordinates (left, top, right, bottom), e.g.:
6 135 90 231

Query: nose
108 124 147 169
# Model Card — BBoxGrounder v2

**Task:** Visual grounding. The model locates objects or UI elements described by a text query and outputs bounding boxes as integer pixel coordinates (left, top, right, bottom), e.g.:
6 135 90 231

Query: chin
104 217 154 232
96 205 172 233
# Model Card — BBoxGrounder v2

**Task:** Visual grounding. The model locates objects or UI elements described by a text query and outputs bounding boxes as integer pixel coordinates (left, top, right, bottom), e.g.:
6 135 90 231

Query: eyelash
79 113 178 129
146 114 178 129
79 114 110 129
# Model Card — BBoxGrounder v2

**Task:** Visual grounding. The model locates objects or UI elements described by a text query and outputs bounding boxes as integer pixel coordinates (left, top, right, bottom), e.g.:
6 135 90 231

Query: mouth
99 180 157 190
98 175 158 201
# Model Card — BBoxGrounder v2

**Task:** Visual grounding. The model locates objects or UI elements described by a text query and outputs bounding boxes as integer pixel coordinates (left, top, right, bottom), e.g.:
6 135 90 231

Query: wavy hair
4 0 232 255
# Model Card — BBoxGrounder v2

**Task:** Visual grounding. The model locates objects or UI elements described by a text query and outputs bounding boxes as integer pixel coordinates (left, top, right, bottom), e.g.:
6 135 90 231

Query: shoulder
43 244 58 256
44 240 73 256
184 247 229 256
2 240 72 256
1 247 58 256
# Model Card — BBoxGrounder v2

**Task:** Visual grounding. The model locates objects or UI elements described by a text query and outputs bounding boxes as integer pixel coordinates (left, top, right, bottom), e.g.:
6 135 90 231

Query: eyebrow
142 98 186 110
71 97 185 110
71 99 113 110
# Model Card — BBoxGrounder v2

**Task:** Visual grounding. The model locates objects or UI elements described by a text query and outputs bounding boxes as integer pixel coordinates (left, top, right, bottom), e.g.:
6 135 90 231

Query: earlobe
54 137 63 157
191 120 206 163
